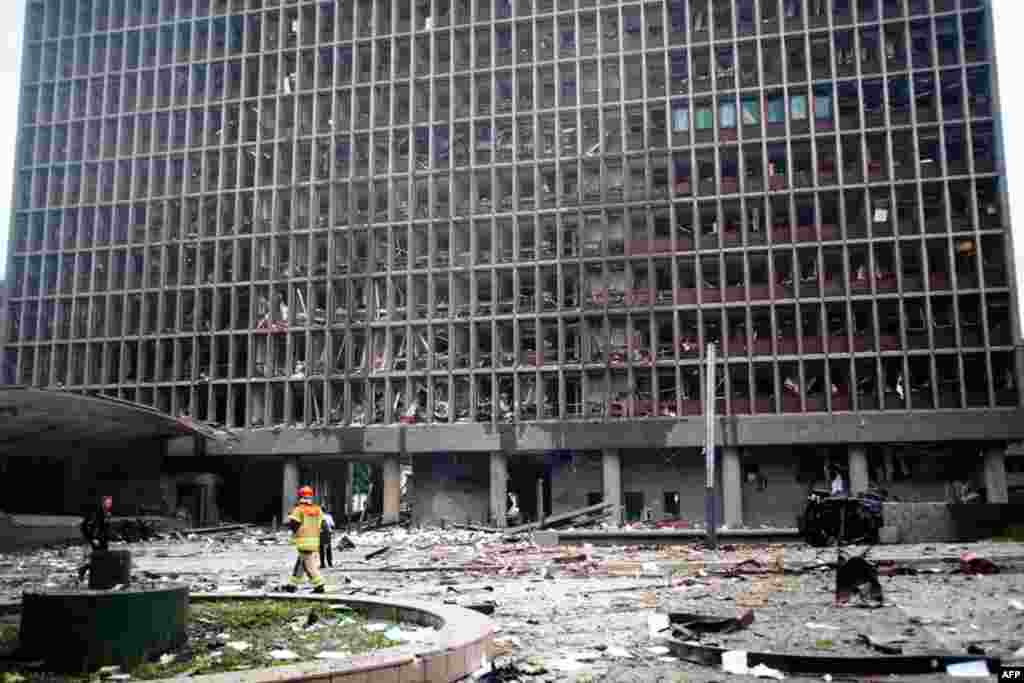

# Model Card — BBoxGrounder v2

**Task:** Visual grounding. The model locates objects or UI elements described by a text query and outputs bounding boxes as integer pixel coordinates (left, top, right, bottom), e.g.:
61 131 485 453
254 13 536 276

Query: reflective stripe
289 503 323 551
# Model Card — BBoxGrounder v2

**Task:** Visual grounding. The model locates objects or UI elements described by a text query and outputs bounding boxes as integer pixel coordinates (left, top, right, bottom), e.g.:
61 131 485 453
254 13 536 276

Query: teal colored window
695 107 714 129
791 95 808 120
814 93 833 119
767 96 786 123
741 98 759 125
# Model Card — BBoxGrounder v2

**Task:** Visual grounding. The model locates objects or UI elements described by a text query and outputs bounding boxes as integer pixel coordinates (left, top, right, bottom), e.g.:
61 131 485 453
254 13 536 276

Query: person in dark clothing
80 496 113 552
319 505 335 568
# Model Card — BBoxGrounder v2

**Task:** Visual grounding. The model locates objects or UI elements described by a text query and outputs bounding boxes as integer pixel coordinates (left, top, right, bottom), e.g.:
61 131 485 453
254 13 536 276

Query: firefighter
285 485 326 593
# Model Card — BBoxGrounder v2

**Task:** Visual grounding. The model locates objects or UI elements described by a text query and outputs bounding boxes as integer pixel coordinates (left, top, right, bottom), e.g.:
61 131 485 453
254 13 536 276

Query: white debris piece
365 623 390 632
159 654 176 665
269 650 299 661
722 651 785 680
1009 599 1024 611
647 613 670 639
645 646 670 656
316 651 352 660
226 641 251 652
605 647 631 658
946 660 990 677
805 622 841 631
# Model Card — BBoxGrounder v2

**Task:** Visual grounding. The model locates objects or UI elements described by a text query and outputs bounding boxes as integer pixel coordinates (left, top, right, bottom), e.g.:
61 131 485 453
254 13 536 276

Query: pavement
2 528 1023 682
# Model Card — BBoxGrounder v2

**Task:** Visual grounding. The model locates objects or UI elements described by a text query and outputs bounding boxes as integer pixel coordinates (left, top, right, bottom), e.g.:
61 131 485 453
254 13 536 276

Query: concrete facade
3 1 1022 532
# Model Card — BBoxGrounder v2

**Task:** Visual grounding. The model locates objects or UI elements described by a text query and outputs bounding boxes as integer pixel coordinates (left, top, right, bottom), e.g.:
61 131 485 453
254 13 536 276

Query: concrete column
344 461 355 517
849 445 869 495
281 457 299 523
489 452 509 528
721 447 743 529
536 477 545 524
382 456 402 523
602 448 623 527
983 447 1009 503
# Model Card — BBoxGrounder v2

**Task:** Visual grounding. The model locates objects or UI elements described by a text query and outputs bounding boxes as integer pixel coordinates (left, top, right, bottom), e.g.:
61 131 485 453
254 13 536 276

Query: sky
0 0 24 282
0 0 1021 339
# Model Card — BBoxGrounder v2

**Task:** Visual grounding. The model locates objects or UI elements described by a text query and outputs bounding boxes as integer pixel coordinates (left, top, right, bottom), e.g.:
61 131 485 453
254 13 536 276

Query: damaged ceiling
0 386 216 456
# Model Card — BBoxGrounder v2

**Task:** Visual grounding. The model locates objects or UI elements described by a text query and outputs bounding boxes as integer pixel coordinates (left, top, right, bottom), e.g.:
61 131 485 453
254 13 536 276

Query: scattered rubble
3 531 1024 682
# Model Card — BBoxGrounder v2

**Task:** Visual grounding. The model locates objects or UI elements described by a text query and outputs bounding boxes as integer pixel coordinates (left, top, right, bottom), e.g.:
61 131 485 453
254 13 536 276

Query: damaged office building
2 0 1024 531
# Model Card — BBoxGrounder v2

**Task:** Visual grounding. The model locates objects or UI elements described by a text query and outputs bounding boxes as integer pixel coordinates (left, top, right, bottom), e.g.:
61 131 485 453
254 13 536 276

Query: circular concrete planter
4 592 493 682
162 593 495 683
18 585 188 672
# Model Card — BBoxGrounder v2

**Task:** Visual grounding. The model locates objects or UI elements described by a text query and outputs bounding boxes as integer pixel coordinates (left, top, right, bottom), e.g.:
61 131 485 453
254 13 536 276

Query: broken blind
434 126 450 160
766 94 785 124
624 14 642 33
560 30 575 49
719 101 737 129
670 49 687 81
673 157 691 178
737 0 754 28
741 97 759 125
862 80 883 114
669 0 686 32
790 93 808 120
716 46 733 72
813 84 833 119
767 143 786 174
671 101 689 131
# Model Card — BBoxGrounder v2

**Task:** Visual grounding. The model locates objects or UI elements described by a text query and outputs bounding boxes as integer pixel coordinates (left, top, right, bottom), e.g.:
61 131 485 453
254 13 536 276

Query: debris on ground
363 547 391 561
670 609 755 635
721 651 786 680
958 552 1000 576
857 632 906 654
834 551 883 606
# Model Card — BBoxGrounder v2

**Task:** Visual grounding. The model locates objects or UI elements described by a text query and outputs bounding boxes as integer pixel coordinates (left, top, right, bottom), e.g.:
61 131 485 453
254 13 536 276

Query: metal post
704 343 718 548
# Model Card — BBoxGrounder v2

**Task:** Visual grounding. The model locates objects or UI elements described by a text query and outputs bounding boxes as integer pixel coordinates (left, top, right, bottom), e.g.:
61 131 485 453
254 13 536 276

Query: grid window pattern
2 0 1018 428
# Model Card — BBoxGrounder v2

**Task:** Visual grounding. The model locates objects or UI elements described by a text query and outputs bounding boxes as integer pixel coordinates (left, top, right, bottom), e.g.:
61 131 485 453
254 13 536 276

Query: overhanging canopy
0 386 216 456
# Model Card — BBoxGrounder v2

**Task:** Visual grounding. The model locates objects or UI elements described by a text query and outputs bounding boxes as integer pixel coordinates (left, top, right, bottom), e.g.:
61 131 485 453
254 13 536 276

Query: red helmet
297 485 314 499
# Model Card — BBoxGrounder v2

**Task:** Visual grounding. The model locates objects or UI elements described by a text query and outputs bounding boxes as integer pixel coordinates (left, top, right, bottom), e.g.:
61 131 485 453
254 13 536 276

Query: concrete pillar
381 456 402 523
983 447 1009 503
536 477 545 524
849 445 869 495
489 452 509 528
602 448 623 527
281 457 299 523
721 447 743 528
344 461 354 517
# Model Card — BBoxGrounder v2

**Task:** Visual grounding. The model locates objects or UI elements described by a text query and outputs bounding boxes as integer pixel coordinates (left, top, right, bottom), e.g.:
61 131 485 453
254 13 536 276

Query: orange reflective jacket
288 502 323 552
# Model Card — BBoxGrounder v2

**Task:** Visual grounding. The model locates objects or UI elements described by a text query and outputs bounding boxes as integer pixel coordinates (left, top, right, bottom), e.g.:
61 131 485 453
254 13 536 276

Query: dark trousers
319 530 333 567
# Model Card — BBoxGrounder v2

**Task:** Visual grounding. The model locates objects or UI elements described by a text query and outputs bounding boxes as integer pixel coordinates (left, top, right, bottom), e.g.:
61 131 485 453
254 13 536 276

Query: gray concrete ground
2 529 1022 682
